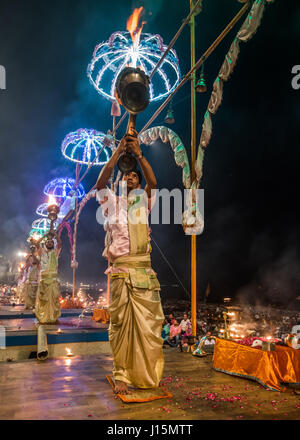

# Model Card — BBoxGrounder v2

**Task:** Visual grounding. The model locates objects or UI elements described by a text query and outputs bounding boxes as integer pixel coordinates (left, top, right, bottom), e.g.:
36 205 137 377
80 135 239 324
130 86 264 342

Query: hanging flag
205 283 211 298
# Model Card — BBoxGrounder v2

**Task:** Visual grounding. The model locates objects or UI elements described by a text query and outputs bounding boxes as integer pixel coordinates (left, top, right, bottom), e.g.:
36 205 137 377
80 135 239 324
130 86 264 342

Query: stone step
4 328 109 347
0 306 93 320
0 328 110 362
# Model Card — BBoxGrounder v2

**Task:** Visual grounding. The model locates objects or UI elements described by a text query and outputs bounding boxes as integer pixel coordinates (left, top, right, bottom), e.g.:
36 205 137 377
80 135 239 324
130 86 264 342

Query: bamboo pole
72 163 80 300
72 192 78 300
190 0 197 338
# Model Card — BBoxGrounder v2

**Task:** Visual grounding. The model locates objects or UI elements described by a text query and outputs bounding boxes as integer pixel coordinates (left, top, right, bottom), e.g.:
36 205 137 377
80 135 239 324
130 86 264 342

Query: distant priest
24 245 40 310
35 232 62 324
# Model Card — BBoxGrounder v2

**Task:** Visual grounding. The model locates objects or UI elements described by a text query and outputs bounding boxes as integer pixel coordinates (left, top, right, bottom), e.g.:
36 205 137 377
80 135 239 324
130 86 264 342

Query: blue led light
61 128 112 166
87 32 181 103
31 218 58 233
43 177 85 200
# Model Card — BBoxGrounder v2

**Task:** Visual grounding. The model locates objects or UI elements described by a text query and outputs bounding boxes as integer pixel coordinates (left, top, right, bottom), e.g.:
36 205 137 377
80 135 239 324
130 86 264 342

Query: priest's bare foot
114 380 130 394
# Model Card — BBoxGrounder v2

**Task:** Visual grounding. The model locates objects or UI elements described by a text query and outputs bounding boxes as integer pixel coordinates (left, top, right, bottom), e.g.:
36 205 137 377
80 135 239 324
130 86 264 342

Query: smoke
0 178 31 257
133 0 164 24
236 244 300 308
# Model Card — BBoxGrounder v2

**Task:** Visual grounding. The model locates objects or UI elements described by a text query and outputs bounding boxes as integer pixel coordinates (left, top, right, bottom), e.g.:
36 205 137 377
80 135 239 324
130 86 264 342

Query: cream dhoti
109 254 164 389
16 283 25 303
24 283 38 309
24 265 39 309
35 249 61 324
35 272 61 324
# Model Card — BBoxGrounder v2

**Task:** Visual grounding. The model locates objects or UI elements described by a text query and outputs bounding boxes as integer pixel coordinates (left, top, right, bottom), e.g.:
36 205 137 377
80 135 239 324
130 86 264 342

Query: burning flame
65 347 73 356
126 7 145 49
48 195 57 206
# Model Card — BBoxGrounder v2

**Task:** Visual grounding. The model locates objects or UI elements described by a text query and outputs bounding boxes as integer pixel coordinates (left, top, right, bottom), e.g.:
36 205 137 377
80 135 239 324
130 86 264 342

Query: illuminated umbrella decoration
28 229 43 240
87 31 181 103
61 128 112 166
43 177 85 200
31 218 58 234
36 203 65 218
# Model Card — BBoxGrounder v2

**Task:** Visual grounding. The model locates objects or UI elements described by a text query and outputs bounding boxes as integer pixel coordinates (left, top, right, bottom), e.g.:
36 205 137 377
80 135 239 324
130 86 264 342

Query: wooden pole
190 0 197 338
72 193 78 300
72 163 80 300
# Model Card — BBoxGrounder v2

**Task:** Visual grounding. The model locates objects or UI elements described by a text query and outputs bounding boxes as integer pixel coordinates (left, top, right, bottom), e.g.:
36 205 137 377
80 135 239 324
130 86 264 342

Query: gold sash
128 204 149 255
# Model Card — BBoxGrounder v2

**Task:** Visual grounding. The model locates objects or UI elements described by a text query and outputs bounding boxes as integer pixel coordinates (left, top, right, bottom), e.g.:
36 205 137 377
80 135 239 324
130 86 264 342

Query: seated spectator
167 320 182 347
182 321 196 352
167 313 175 325
161 319 170 342
180 313 191 335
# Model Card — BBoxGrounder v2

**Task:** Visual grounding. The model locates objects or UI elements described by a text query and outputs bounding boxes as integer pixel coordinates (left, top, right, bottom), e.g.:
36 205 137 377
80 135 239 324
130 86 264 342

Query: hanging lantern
164 101 175 124
193 0 203 15
196 64 207 93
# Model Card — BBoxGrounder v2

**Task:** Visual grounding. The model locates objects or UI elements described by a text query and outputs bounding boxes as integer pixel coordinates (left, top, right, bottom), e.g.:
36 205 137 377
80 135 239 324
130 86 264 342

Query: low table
213 337 300 392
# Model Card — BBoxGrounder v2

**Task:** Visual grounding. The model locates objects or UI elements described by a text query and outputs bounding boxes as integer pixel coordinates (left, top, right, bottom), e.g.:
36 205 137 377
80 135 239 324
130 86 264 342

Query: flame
65 347 73 356
126 7 145 48
48 195 57 206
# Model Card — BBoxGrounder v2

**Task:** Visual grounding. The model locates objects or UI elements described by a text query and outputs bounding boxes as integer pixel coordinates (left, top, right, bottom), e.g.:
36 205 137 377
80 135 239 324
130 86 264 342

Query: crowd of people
0 284 17 305
161 313 193 350
161 300 300 347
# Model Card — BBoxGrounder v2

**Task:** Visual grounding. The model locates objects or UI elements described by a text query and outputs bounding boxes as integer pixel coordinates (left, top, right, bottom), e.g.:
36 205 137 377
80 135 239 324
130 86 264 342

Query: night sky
0 0 300 306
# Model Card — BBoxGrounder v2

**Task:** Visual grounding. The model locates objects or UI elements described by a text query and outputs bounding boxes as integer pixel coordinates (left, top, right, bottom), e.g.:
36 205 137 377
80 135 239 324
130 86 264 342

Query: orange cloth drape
213 338 300 392
92 308 110 323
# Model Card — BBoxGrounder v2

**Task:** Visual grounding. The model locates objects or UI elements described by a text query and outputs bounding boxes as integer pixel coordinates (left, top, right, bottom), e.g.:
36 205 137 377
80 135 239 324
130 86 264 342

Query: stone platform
0 306 110 362
0 349 299 420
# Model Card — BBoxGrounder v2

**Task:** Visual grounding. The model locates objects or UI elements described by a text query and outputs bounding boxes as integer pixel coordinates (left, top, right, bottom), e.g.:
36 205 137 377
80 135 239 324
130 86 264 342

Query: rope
151 233 190 299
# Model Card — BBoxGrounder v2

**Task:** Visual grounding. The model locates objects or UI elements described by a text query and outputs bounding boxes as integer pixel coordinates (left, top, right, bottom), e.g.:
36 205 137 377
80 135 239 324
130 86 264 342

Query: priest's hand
117 135 129 156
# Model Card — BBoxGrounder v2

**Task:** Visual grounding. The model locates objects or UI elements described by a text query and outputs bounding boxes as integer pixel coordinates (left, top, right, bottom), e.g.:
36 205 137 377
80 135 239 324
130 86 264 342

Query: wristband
136 151 143 160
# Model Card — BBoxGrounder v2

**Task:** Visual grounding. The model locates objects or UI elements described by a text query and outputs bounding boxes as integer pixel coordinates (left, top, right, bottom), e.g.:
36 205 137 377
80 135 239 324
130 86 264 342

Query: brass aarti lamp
114 66 150 173
47 196 60 231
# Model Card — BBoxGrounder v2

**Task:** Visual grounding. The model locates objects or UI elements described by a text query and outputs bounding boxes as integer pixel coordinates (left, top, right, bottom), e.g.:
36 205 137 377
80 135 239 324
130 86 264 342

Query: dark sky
0 0 300 306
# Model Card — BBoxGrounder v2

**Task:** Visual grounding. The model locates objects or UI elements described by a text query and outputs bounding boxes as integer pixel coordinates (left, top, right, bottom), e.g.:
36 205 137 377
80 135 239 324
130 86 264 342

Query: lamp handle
127 113 137 136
